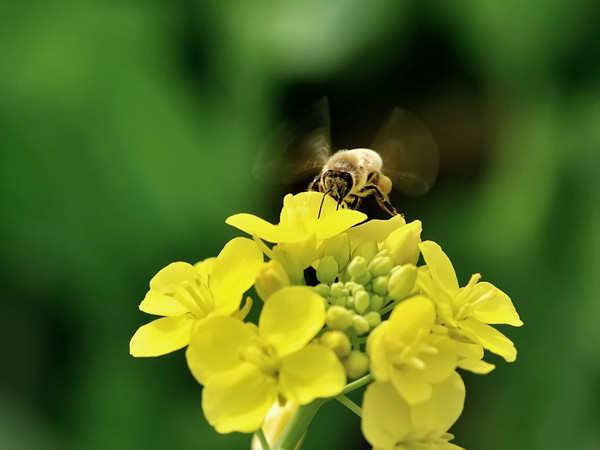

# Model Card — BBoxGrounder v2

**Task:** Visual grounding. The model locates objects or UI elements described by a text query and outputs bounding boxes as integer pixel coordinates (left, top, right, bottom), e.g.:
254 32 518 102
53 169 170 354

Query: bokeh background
2 1 600 449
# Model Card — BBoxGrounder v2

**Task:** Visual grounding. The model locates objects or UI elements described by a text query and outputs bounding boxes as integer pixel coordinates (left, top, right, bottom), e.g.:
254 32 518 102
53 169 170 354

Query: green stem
335 394 362 417
342 373 373 394
257 428 270 450
271 399 326 450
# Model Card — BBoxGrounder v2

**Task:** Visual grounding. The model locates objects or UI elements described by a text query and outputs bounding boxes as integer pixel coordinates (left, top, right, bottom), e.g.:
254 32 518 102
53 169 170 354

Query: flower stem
342 373 373 394
271 399 326 450
257 428 270 450
335 394 362 417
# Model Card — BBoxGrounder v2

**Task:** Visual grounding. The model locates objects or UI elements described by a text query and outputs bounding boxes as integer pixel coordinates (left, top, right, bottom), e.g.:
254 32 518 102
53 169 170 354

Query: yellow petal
129 315 194 357
387 296 435 343
194 257 216 279
460 318 517 362
279 343 346 404
457 358 495 374
410 372 465 433
149 262 197 291
468 283 523 326
146 262 201 314
390 366 433 405
347 215 407 249
186 315 256 385
202 363 278 433
420 340 458 384
226 213 298 243
362 381 412 449
418 241 459 293
314 209 367 241
259 287 325 357
139 290 189 316
366 322 391 381
210 237 263 316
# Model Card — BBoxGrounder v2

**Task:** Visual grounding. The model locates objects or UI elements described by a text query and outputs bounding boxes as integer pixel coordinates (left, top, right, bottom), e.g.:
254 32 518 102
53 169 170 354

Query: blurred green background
2 1 599 449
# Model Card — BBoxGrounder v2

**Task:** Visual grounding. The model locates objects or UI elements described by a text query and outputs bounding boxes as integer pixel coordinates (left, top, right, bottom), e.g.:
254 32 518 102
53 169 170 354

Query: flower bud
370 294 384 311
317 256 339 284
354 290 370 314
347 256 368 279
344 281 362 295
331 295 347 307
346 296 355 309
330 282 348 297
344 351 369 379
387 264 417 301
364 311 381 329
255 260 290 302
368 255 393 277
314 283 330 297
352 271 372 285
352 314 370 335
320 330 352 358
384 220 422 266
372 275 389 295
321 234 351 270
353 240 378 262
326 306 354 330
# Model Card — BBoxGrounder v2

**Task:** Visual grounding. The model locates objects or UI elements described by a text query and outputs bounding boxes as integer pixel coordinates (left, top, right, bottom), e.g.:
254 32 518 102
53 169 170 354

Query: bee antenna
318 188 333 219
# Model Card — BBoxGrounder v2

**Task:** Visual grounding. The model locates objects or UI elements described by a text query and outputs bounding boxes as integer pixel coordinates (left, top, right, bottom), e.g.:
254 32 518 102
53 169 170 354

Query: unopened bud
314 283 330 297
347 256 368 279
370 295 384 312
320 330 352 358
354 290 370 314
321 234 351 270
353 240 378 262
330 282 348 297
255 260 290 302
364 311 381 329
388 264 417 300
352 271 371 285
344 281 362 295
317 256 339 284
368 255 393 277
352 314 370 335
326 306 354 330
344 351 369 379
331 295 347 307
372 276 389 295
384 221 422 266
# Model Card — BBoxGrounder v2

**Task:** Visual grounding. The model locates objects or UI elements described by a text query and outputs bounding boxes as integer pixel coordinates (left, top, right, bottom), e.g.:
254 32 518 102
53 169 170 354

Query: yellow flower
362 373 465 450
185 286 346 433
367 296 458 405
226 192 366 281
227 192 366 245
418 240 523 363
129 237 263 357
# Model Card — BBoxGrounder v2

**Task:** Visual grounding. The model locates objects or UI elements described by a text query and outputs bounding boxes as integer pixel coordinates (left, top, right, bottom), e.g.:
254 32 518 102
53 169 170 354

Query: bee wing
252 98 332 185
372 108 439 197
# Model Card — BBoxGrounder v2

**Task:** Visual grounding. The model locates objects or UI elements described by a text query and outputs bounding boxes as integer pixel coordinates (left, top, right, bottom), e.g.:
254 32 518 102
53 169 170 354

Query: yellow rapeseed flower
367 295 458 405
418 241 523 363
129 237 262 357
185 286 346 433
362 372 465 450
226 192 366 281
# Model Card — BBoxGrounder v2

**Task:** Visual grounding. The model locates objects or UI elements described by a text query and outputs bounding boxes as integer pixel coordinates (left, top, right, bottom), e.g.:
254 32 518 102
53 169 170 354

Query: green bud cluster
312 242 418 334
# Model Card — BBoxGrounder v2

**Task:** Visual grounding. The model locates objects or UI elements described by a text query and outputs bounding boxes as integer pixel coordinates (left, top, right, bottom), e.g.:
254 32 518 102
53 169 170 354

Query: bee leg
360 185 400 217
347 195 362 210
308 175 322 192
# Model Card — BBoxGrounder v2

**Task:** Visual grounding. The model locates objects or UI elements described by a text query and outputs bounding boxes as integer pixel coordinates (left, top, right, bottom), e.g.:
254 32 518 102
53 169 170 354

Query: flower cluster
130 192 522 450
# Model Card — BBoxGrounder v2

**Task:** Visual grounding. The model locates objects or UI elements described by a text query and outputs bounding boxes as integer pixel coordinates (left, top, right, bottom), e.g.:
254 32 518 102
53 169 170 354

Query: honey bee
254 99 439 218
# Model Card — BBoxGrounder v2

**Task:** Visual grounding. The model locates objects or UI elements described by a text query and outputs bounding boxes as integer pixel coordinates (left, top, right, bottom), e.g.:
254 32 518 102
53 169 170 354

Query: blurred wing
252 98 332 185
372 108 439 197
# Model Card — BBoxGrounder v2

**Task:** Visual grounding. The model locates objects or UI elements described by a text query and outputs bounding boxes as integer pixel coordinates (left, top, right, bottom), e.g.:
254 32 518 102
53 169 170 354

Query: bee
254 99 439 218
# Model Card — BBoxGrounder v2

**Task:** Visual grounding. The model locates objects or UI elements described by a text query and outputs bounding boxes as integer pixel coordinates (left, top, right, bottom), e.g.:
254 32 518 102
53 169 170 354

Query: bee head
323 170 354 203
